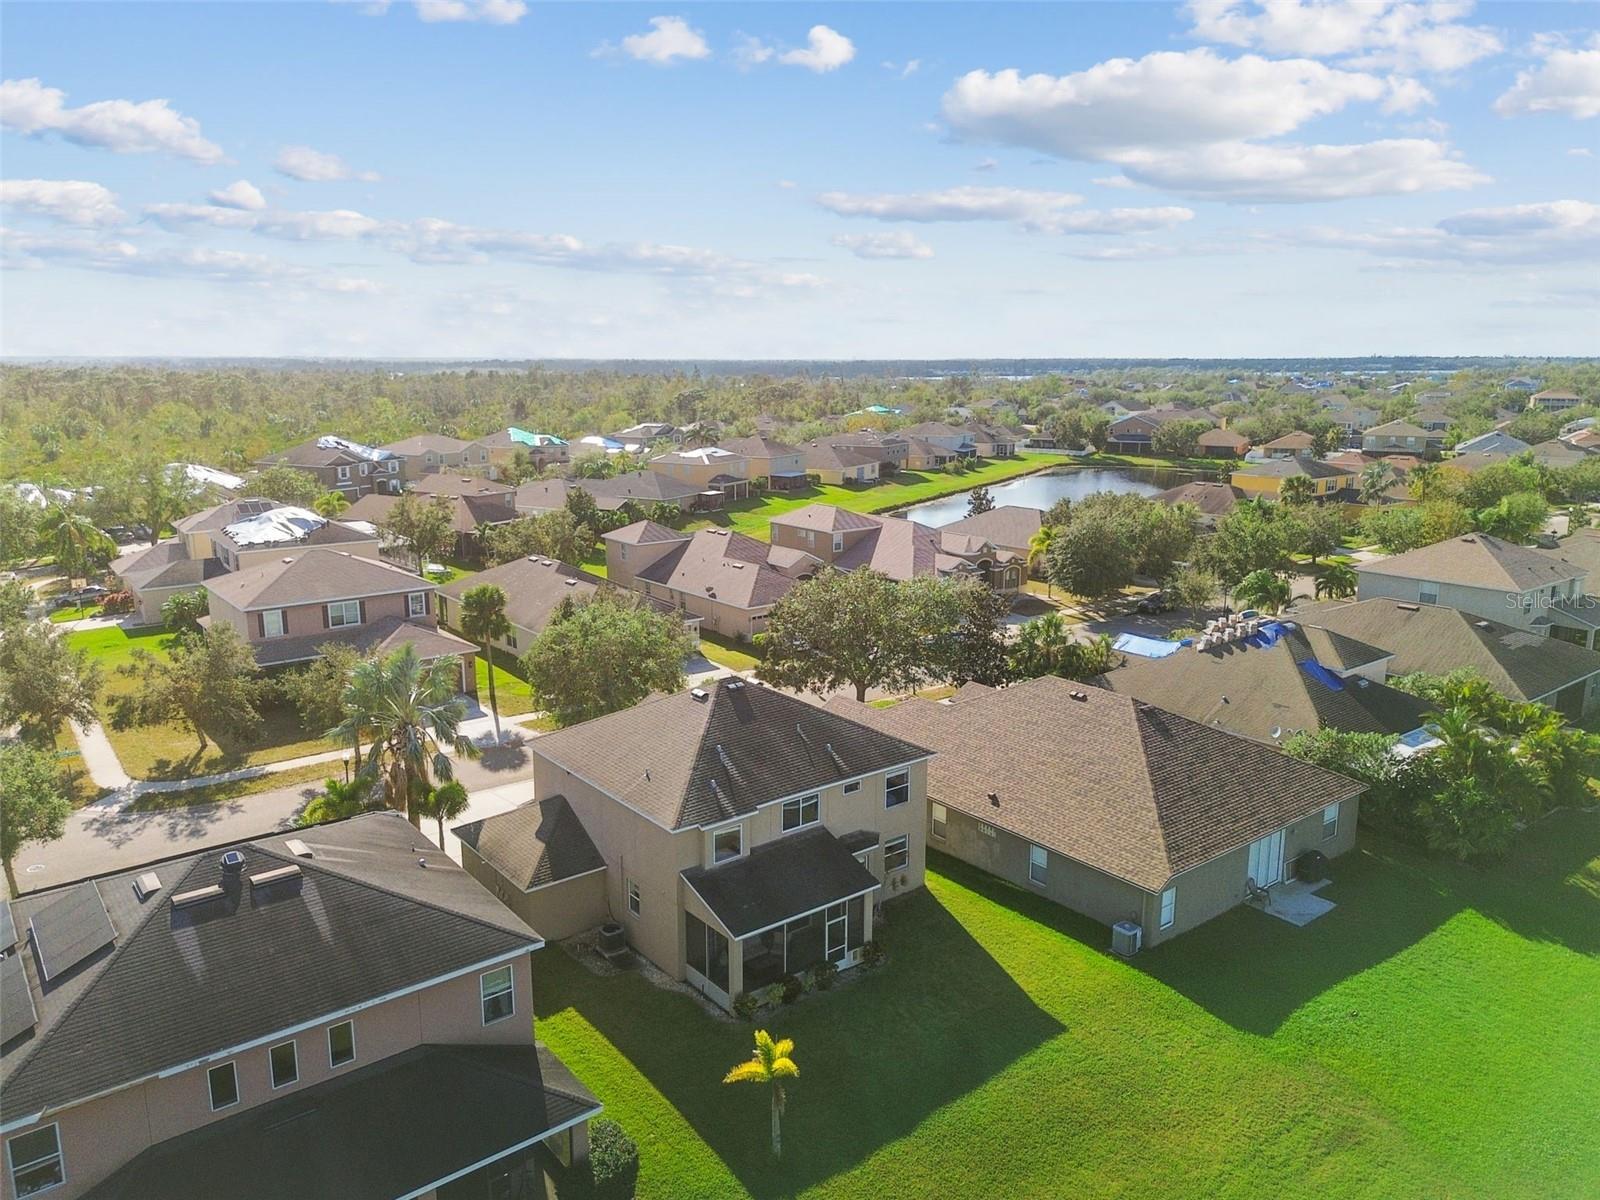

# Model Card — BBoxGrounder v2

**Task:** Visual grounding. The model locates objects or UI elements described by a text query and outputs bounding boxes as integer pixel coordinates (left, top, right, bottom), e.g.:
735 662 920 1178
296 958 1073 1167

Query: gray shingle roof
454 797 605 893
631 528 802 609
205 548 431 611
1356 533 1583 592
940 505 1042 553
682 827 878 938
530 678 931 830
246 615 473 668
441 556 607 634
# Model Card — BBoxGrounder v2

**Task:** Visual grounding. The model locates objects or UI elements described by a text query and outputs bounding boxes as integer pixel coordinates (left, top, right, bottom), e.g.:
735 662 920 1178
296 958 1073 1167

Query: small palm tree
1278 475 1316 506
1233 569 1293 614
1026 525 1058 594
417 779 471 849
1314 562 1357 600
297 775 375 828
1358 462 1395 505
1408 461 1441 501
39 505 114 580
314 491 350 517
723 1030 799 1158
458 584 511 742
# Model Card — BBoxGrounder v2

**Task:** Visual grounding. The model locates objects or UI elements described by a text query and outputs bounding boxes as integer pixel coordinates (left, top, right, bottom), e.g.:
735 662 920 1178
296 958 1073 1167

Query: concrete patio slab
1261 879 1336 927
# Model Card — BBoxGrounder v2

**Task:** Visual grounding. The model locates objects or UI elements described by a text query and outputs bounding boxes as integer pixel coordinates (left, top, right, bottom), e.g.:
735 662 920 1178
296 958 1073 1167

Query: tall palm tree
1314 562 1358 600
1408 461 1441 502
326 645 478 827
1278 475 1316 506
39 505 114 581
417 780 471 849
458 584 510 743
1233 569 1292 614
1026 525 1058 594
723 1030 799 1158
1358 462 1395 505
314 490 350 518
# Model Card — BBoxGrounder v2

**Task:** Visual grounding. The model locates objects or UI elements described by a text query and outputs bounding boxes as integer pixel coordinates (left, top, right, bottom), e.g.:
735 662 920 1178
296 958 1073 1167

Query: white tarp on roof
167 463 246 492
223 505 326 546
9 483 82 508
672 447 735 464
316 435 395 462
578 435 640 454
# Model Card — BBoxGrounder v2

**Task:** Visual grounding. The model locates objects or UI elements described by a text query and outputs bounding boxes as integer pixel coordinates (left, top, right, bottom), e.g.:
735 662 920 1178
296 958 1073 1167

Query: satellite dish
1271 726 1283 739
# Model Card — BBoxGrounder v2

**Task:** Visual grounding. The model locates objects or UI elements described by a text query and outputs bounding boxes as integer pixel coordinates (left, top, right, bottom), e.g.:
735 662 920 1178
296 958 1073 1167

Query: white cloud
939 49 1483 202
411 0 526 24
832 231 934 260
208 180 267 211
1185 1 1502 73
882 59 921 78
0 77 224 164
0 180 124 226
779 26 856 73
732 34 775 69
816 186 1193 234
145 203 384 240
274 145 381 183
1092 175 1136 189
606 15 711 64
1495 43 1600 120
1570 147 1595 158
1296 199 1600 266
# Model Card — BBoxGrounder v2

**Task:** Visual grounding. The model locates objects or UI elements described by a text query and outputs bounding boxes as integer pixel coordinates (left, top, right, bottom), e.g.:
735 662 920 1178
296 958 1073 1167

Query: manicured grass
124 761 335 812
1076 451 1235 472
697 631 760 672
48 603 105 623
692 454 1058 541
474 646 539 717
533 812 1600 1200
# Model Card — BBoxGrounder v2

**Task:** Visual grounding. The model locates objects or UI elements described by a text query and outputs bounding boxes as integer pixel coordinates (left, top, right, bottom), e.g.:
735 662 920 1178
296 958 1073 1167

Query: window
328 1020 356 1067
1322 802 1340 841
326 599 362 628
832 533 844 553
1029 844 1048 886
261 609 285 639
884 835 909 873
337 465 351 480
480 964 515 1025
1418 582 1439 605
885 771 910 808
712 825 742 862
406 591 427 618
7 1125 63 1197
930 802 947 840
506 631 517 650
360 462 370 476
781 794 819 831
1159 887 1176 930
208 1061 239 1111
270 1040 298 1089
627 879 641 917
842 780 861 795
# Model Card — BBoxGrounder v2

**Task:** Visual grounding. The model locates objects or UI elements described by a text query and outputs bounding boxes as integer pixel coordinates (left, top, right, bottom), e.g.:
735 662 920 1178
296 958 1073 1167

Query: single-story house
1196 428 1250 457
1152 480 1244 528
937 505 1042 561
801 442 882 485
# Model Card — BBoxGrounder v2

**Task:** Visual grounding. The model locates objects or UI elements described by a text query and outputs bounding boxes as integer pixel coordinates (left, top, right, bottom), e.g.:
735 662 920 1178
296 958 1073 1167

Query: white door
1247 830 1285 888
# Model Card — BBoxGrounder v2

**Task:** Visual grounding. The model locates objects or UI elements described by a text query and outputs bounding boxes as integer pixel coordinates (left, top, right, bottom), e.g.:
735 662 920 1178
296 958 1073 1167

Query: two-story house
800 441 881 485
347 481 518 565
254 436 402 499
1529 389 1583 413
962 423 1022 457
1454 430 1530 456
647 447 750 506
202 546 477 684
1361 420 1445 457
767 504 1022 593
816 430 910 474
1231 458 1355 501
0 814 600 1200
465 429 570 479
454 678 933 1010
377 434 473 484
896 423 977 457
715 437 808 489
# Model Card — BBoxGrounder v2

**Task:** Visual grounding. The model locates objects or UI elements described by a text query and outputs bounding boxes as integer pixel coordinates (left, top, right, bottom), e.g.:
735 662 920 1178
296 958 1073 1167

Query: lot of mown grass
472 645 540 717
534 812 1600 1200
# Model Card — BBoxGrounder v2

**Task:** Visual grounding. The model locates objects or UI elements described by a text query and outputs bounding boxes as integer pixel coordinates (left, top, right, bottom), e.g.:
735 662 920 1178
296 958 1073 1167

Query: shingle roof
1234 458 1351 480
586 471 701 504
1263 431 1316 450
454 796 605 894
940 505 1042 552
1154 480 1243 518
802 442 881 472
1197 428 1249 449
246 615 473 668
0 813 537 1123
1356 533 1582 592
441 556 608 633
408 475 515 499
717 436 803 460
829 675 1363 892
172 498 280 536
631 528 804 609
1363 420 1431 438
604 519 688 546
378 434 470 457
682 827 878 938
205 548 432 611
1539 528 1600 582
530 677 931 830
769 504 883 534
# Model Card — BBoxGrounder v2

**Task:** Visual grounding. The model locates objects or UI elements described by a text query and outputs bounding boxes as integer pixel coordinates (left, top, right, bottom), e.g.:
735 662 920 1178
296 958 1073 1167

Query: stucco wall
460 846 609 942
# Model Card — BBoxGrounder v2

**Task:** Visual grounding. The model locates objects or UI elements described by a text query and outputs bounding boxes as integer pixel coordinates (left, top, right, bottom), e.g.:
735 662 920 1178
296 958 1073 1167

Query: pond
900 465 1211 526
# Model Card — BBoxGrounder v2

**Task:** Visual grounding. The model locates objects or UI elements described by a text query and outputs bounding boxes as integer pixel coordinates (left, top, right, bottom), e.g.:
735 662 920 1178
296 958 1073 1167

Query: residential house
1104 412 1163 455
609 422 678 447
818 430 910 474
1152 480 1244 528
202 546 476 686
962 423 1023 458
1440 451 1513 478
1528 439 1593 470
408 474 518 504
801 442 881 485
937 505 1042 563
716 436 808 489
344 488 518 565
0 813 600 1200
1098 398 1149 419
1196 428 1250 458
1291 597 1600 719
1529 389 1583 413
377 434 472 484
1317 398 1382 442
1231 458 1356 501
897 423 977 457
648 447 751 506
768 504 1023 593
831 676 1363 949
902 437 959 470
1504 376 1541 392
467 429 570 479
457 677 933 1009
1260 431 1317 459
513 474 697 517
165 463 245 498
1411 409 1453 433
605 522 818 640
1097 622 1431 746
1565 428 1600 452
254 436 401 499
576 435 642 457
1361 420 1445 457
1454 430 1531 456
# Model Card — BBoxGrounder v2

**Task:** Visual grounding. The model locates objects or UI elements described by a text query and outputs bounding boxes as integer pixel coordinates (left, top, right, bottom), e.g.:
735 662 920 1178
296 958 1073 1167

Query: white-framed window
930 802 947 840
425 453 436 465
360 462 371 476
327 599 362 628
388 460 399 473
627 879 641 917
1028 843 1048 886
261 609 286 639
781 794 819 831
208 1061 239 1111
406 591 427 618
885 771 910 808
328 1020 356 1068
1322 802 1340 841
7 1124 63 1198
1159 886 1176 930
1418 582 1439 605
270 1040 298 1089
480 964 515 1025
337 465 351 481
832 533 844 552
884 835 909 873
712 825 743 863
842 780 861 795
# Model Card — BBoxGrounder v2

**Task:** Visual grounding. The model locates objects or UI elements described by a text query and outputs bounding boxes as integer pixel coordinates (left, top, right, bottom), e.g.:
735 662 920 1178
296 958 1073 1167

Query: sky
1 1 1597 359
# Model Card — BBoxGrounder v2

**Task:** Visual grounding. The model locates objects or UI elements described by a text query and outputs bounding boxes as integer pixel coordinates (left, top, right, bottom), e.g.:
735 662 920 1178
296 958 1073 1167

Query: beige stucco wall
0 953 535 1200
1354 573 1580 634
461 845 610 941
745 452 805 481
649 455 749 488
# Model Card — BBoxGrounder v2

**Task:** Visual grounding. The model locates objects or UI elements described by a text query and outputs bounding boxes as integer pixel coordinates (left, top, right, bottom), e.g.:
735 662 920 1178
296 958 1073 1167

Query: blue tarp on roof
1246 620 1291 648
1113 633 1184 659
1299 659 1346 692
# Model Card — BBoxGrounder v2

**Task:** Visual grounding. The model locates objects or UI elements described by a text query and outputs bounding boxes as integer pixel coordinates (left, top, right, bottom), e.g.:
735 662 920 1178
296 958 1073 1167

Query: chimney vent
220 850 246 875
134 872 162 900
988 792 1000 807
284 838 313 858
691 687 709 702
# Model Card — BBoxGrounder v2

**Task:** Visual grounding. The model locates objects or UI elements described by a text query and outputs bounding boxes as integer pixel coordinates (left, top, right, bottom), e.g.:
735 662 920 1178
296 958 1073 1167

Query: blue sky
2 1 1596 358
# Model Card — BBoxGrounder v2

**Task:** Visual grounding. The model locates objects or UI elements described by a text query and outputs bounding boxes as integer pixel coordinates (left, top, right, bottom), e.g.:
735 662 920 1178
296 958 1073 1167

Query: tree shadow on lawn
1136 811 1600 1037
536 886 1063 1199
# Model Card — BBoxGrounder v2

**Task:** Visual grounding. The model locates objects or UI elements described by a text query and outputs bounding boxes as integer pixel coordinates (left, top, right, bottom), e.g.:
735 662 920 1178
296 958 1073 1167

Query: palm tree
297 775 375 827
314 490 350 518
1314 562 1357 600
458 584 510 742
1026 525 1058 594
723 1030 799 1158
417 779 471 849
1011 611 1074 678
326 645 478 827
39 505 114 581
1233 569 1292 614
1278 476 1316 506
1358 462 1395 505
1408 461 1442 502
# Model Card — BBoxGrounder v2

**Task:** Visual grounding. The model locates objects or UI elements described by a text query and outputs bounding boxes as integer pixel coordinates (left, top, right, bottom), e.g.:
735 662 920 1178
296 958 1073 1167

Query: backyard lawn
534 812 1600 1200
474 646 540 717
697 630 760 672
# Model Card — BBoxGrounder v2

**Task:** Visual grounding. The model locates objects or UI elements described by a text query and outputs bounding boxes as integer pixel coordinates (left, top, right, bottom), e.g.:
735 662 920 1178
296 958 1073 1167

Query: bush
586 1118 639 1200
810 960 839 991
1415 776 1520 861
862 939 886 969
99 590 135 614
731 991 760 1021
780 973 804 1005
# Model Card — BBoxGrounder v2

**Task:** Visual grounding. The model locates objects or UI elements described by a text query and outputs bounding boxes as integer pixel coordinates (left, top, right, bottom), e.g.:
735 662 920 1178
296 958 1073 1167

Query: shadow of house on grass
534 886 1062 1200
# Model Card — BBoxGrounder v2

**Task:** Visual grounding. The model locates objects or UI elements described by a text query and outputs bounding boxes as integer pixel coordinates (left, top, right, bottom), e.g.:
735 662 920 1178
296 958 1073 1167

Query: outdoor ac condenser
1112 921 1143 957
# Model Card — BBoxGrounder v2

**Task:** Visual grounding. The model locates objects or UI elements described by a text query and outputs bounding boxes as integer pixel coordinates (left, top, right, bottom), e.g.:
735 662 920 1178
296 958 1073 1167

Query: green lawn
474 646 540 717
123 761 335 812
697 631 760 672
534 813 1600 1200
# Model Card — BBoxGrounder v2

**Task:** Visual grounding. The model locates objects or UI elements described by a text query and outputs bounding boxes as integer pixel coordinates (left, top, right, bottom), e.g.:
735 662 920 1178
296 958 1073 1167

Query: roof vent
564 578 578 586
1396 603 1420 611
1475 619 1492 628
541 559 553 565
249 864 301 888
726 679 745 691
988 792 1000 807
284 838 313 858
691 687 710 702
418 858 429 869
133 872 162 900
220 850 246 875
171 884 225 908
1069 690 1088 701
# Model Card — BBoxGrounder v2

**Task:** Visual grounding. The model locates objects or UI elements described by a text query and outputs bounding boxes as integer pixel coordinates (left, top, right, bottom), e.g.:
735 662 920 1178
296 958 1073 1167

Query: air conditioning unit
1111 921 1143 957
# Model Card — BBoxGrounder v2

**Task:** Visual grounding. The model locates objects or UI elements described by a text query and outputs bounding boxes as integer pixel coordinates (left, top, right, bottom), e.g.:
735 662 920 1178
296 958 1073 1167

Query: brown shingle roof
440 556 606 634
631 528 802 609
206 548 431 611
453 796 605 893
769 504 882 534
1154 480 1243 518
408 475 514 499
829 675 1363 892
802 442 881 473
940 505 1042 553
1263 431 1316 450
1356 533 1582 592
379 434 470 457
